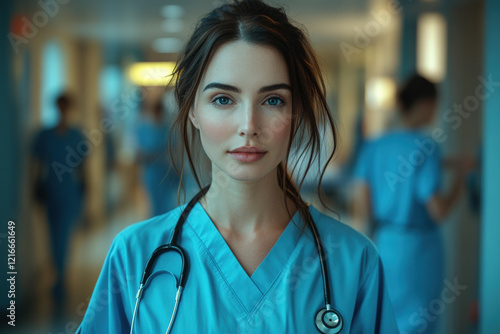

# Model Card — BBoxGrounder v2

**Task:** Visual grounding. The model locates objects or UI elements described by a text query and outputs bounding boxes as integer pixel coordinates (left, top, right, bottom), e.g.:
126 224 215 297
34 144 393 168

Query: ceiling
12 0 374 48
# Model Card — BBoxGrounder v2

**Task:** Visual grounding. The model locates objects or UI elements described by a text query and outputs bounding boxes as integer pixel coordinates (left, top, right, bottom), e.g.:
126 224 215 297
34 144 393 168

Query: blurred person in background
466 146 482 216
135 99 179 216
32 93 86 317
100 106 119 219
352 74 469 333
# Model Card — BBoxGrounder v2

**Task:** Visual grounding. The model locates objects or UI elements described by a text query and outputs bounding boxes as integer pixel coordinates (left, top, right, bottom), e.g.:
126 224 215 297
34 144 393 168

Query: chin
217 166 277 184
229 172 272 183
210 156 280 184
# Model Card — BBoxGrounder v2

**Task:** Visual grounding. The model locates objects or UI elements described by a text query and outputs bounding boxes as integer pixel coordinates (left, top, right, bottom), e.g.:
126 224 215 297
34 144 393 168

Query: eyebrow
203 82 292 94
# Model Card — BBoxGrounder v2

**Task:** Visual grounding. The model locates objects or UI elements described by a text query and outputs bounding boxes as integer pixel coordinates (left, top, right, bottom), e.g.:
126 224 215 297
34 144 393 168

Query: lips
228 146 267 162
229 146 266 153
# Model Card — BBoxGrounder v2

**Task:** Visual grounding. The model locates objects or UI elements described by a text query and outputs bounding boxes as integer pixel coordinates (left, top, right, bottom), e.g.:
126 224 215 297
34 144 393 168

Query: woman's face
190 40 293 183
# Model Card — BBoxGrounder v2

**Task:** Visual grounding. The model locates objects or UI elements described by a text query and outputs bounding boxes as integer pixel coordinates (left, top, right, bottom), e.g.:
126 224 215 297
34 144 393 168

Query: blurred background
0 0 498 333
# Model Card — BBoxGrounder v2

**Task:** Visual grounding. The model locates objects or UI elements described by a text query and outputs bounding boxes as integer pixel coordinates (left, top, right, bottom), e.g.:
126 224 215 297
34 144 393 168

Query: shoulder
113 205 187 250
389 130 439 146
310 206 373 245
369 131 439 153
362 131 391 146
308 206 380 269
358 133 388 156
33 128 51 141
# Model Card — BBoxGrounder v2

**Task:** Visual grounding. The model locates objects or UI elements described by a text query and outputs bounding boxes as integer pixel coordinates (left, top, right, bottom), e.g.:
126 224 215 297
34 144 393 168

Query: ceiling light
417 13 447 82
161 5 184 19
127 62 177 86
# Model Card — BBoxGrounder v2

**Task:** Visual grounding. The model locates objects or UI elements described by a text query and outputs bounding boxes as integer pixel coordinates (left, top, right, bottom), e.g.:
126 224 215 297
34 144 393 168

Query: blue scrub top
78 203 398 333
33 127 85 208
354 130 442 228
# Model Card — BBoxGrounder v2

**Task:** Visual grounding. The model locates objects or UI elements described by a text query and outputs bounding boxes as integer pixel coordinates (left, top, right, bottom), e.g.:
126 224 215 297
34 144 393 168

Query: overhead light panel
128 62 176 86
417 13 447 82
161 5 184 18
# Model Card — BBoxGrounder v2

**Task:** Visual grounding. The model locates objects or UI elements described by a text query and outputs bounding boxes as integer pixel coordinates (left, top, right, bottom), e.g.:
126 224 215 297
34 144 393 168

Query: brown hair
397 74 437 114
169 0 338 224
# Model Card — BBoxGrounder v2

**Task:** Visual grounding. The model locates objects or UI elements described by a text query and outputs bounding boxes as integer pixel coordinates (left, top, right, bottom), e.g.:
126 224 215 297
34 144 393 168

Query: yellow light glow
366 77 396 110
127 62 176 86
364 76 396 137
417 13 447 82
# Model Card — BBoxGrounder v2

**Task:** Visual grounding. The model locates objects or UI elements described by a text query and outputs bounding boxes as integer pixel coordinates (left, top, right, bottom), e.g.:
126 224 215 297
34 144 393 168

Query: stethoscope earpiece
315 307 343 334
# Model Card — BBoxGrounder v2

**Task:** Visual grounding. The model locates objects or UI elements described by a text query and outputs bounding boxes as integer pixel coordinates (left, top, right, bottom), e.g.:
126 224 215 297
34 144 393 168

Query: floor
1 177 150 334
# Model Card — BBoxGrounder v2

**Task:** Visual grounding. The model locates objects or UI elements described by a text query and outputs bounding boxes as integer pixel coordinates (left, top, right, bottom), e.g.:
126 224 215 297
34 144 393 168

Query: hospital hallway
1 0 500 333
2 168 152 333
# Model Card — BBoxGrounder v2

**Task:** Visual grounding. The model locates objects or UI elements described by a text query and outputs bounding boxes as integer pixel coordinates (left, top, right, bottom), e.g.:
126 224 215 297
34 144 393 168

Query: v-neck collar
186 202 303 313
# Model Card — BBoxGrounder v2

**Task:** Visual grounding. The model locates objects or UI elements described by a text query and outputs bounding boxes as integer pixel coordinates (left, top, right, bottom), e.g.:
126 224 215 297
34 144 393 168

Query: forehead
199 40 290 89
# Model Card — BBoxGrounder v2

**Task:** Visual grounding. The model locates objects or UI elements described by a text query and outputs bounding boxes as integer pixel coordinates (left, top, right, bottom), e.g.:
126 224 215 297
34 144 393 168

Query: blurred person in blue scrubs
77 1 399 332
100 106 119 218
353 75 467 333
466 146 481 215
32 93 86 315
135 99 179 216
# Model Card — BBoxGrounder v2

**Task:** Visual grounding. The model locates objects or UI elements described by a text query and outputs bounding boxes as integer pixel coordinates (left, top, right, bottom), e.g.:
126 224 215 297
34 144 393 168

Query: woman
353 75 465 333
78 1 397 332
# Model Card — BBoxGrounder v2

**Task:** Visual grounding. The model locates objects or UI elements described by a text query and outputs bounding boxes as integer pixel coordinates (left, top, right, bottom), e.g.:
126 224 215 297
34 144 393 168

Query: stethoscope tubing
131 185 341 333
131 189 205 334
308 212 332 308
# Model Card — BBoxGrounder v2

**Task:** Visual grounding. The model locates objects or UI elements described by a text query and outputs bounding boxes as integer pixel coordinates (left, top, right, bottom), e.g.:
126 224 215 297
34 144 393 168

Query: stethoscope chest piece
315 307 343 334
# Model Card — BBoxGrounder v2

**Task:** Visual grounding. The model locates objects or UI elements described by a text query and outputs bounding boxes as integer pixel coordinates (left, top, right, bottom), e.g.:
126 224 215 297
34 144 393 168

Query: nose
238 103 260 137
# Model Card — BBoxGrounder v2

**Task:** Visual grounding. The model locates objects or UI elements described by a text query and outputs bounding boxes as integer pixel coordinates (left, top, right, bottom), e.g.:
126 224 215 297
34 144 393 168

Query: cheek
261 113 292 146
198 116 233 146
274 123 291 144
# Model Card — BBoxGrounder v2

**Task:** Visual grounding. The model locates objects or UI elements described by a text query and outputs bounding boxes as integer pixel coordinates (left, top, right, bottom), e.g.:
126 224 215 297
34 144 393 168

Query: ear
189 108 200 129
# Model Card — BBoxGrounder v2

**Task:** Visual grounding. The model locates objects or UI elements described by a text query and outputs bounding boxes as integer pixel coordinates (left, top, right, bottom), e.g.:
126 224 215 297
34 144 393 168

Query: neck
55 121 69 133
401 113 423 129
201 167 296 234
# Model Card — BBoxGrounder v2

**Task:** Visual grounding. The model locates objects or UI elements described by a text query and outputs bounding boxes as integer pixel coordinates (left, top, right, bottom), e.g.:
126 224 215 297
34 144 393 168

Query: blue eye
266 97 284 106
213 96 232 105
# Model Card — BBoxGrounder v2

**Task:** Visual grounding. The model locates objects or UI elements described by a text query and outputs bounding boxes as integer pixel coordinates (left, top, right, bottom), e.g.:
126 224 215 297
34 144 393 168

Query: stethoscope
130 186 343 334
